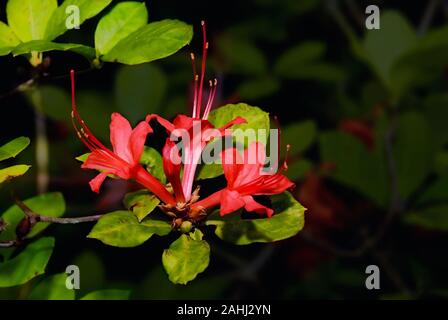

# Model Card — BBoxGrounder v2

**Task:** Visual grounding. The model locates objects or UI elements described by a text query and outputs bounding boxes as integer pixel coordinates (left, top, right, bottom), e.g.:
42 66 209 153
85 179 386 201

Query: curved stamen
202 78 218 120
196 20 208 118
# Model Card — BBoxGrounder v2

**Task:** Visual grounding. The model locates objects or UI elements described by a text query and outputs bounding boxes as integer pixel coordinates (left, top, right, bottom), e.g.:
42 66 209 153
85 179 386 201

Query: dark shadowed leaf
29 273 75 300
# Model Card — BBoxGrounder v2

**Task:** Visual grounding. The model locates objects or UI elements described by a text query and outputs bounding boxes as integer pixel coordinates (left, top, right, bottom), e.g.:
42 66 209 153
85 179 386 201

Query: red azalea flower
193 142 295 217
147 21 245 203
70 70 175 205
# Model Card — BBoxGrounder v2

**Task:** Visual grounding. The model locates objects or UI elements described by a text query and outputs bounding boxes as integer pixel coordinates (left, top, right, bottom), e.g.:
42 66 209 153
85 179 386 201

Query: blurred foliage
1 0 448 299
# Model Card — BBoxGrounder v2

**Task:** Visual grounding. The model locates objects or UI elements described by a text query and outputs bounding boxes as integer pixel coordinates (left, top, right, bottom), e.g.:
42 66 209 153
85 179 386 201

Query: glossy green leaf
123 190 160 222
45 0 112 40
29 273 75 300
12 41 95 59
115 65 167 124
0 192 65 242
140 147 166 183
7 0 57 41
95 1 148 55
216 35 267 75
208 103 270 146
80 289 130 300
102 19 193 65
0 237 55 287
0 137 30 161
196 163 223 180
162 230 210 284
0 165 30 184
404 205 448 231
206 192 305 245
88 211 171 247
0 21 20 48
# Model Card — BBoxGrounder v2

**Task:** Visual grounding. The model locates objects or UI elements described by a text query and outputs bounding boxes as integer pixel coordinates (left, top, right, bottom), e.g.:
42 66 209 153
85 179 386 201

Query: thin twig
15 198 103 224
0 240 19 248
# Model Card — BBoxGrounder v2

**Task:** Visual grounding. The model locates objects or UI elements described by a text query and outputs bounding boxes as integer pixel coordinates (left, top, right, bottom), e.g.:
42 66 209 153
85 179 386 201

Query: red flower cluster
71 22 293 221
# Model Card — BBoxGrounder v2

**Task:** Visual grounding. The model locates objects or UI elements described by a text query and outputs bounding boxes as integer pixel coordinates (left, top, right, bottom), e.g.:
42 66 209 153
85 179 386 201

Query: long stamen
202 78 218 120
196 20 208 118
190 53 199 118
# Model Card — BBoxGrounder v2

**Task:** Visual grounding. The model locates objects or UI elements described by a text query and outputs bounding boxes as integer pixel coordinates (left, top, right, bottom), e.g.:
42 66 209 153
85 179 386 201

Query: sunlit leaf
0 165 30 184
95 1 148 55
140 147 166 183
0 137 30 161
0 21 20 48
7 0 57 41
0 237 55 287
45 0 112 40
208 103 270 146
123 190 160 222
162 229 210 284
88 211 171 247
102 19 193 65
12 41 95 59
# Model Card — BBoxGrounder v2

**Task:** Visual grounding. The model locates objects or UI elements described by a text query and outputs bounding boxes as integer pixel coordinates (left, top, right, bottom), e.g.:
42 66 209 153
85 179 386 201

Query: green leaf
12 41 95 59
282 120 317 156
123 190 160 222
28 273 75 300
206 192 305 245
0 46 13 56
95 1 148 55
45 0 112 40
0 165 30 184
404 205 448 231
0 21 20 48
7 0 57 41
75 153 90 163
237 77 280 100
207 103 270 146
162 230 210 284
416 175 448 206
362 11 416 90
102 19 193 65
216 35 267 75
0 237 55 287
196 163 224 180
140 146 166 183
0 137 30 161
80 289 130 300
115 65 167 124
0 192 65 242
319 131 389 207
88 211 171 247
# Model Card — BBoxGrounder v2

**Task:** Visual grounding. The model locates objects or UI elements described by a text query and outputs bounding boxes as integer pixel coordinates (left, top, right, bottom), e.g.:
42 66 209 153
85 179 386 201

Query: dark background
1 0 448 299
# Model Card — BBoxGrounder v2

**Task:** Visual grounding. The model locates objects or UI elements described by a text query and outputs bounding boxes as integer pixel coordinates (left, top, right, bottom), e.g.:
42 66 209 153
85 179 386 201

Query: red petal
218 116 247 133
147 114 176 133
110 113 133 163
242 195 274 217
129 121 152 165
162 138 185 202
221 148 243 188
89 171 110 193
219 189 245 216
82 150 129 179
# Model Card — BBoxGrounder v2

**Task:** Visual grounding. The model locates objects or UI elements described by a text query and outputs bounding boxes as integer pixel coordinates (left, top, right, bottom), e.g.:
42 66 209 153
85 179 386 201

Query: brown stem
14 198 103 225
